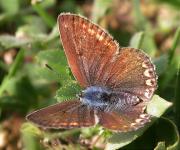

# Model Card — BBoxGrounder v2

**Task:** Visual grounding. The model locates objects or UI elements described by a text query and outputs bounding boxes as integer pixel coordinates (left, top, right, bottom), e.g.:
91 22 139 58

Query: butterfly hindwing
26 100 95 129
97 103 150 132
94 91 150 132
98 47 157 101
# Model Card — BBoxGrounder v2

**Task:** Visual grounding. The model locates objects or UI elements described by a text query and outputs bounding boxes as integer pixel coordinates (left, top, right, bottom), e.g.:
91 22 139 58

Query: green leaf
56 80 81 102
21 123 42 137
16 15 48 40
130 31 157 58
129 32 144 49
23 63 64 84
147 95 172 117
0 74 38 113
36 49 71 82
21 123 43 150
106 129 146 150
140 32 157 57
0 35 30 50
45 24 59 42
81 126 100 139
122 117 179 150
0 0 19 15
155 118 179 150
32 64 62 83
154 142 166 150
105 95 172 150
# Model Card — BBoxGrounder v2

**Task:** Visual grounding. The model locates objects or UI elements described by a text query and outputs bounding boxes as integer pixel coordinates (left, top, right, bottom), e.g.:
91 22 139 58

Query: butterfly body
80 86 142 113
80 86 111 110
26 13 157 132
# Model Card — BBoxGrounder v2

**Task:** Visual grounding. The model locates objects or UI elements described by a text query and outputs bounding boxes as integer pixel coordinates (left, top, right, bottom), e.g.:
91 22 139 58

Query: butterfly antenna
45 64 53 71
45 64 62 79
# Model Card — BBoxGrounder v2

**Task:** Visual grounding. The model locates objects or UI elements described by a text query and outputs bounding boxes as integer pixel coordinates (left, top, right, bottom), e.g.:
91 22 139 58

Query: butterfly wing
97 103 150 132
26 100 95 129
58 13 118 87
58 13 157 101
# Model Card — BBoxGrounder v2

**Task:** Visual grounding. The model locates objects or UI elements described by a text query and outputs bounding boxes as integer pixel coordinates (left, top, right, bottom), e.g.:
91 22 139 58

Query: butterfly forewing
26 100 95 129
58 13 119 87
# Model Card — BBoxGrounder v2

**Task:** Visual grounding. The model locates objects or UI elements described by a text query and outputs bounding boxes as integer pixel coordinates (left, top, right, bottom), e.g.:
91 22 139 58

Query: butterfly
26 13 157 132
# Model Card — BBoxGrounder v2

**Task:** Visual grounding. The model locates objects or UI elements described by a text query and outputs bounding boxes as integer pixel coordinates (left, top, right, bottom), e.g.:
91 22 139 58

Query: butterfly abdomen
109 93 142 111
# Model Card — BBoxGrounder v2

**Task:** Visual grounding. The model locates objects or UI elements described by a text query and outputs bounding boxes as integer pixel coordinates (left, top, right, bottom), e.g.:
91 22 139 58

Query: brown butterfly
26 13 157 132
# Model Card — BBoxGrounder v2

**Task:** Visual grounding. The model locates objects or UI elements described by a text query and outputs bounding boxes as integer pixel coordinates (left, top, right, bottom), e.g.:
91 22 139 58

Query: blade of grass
0 49 24 95
91 0 112 23
130 31 145 49
132 0 147 30
169 27 180 65
174 63 180 130
132 0 157 56
8 49 24 77
160 27 180 90
137 32 144 49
